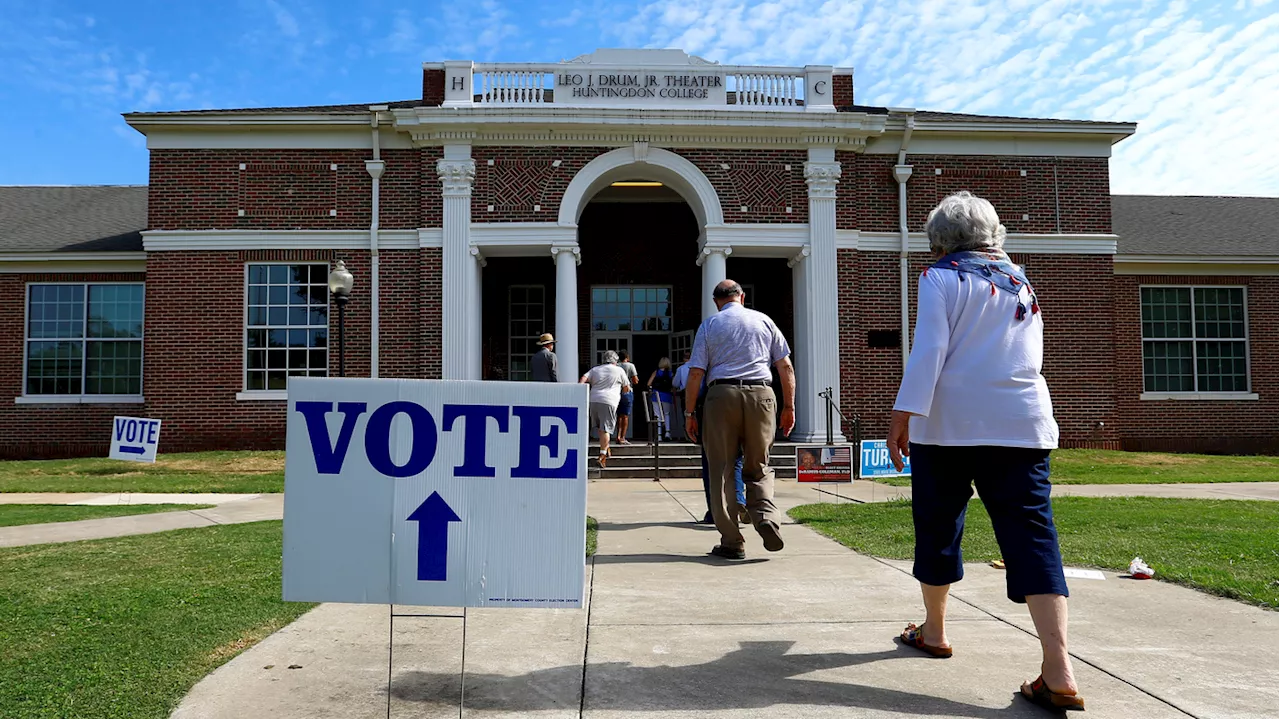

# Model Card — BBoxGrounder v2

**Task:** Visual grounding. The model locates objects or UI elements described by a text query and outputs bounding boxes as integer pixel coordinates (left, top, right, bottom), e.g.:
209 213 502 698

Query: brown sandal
900 623 953 658
1020 676 1085 712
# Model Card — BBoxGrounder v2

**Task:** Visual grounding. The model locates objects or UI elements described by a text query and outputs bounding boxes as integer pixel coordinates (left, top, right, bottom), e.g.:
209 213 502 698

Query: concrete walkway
0 494 281 548
167 479 1277 719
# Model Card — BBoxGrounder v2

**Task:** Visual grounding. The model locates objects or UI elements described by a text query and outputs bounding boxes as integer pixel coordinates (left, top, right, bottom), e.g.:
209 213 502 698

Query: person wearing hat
531 333 558 382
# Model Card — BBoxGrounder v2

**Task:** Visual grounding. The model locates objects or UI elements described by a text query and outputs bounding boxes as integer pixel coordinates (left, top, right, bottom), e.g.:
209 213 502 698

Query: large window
508 285 545 381
590 287 671 332
25 283 144 396
245 264 329 391
1141 286 1249 393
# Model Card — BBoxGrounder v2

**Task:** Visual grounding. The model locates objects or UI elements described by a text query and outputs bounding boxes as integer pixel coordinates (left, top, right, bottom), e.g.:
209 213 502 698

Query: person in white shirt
579 351 631 468
888 191 1082 713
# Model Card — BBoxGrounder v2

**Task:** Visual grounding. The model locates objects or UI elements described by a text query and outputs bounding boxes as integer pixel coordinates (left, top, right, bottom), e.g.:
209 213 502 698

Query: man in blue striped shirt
684 280 796 560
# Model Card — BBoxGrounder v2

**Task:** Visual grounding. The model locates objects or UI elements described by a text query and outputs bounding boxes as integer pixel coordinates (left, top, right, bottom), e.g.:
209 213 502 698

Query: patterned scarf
925 249 1040 320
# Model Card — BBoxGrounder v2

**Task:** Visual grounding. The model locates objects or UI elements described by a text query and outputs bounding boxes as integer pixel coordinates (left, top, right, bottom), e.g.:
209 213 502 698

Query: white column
551 244 580 382
698 245 731 320
789 247 818 440
794 148 844 442
437 147 477 380
469 246 485 379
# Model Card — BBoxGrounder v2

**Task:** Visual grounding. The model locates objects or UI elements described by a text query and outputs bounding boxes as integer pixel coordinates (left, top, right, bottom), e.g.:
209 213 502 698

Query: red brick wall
0 272 148 459
420 248 443 379
1113 274 1277 454
421 147 444 227
423 69 445 106
836 153 1111 235
832 75 853 108
470 147 607 223
838 250 1119 447
676 149 808 223
149 149 421 230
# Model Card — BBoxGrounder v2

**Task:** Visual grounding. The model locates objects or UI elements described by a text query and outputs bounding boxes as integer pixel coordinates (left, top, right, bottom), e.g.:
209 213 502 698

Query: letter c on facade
813 80 827 95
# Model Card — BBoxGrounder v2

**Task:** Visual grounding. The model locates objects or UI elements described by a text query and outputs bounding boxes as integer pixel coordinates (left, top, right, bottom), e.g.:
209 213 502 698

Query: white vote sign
109 416 162 463
283 377 589 609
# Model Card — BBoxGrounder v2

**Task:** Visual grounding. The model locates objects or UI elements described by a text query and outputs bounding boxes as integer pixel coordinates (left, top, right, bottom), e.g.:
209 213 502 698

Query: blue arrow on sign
407 491 461 582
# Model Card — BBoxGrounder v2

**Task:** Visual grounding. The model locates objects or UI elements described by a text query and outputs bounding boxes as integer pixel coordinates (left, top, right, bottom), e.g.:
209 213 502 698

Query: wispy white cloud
578 0 1277 196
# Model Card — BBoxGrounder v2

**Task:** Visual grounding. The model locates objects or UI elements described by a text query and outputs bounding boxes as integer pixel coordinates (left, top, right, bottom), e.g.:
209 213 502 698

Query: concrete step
593 442 798 459
588 465 799 480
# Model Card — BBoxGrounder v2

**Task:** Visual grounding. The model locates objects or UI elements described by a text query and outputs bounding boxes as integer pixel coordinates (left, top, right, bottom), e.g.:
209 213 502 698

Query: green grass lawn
587 516 598 557
0 504 214 527
789 496 1279 609
874 448 1278 486
0 451 284 494
0 521 314 719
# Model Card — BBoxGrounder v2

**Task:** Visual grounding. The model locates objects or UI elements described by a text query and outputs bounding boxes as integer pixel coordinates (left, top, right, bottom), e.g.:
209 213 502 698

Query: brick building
1 49 1275 457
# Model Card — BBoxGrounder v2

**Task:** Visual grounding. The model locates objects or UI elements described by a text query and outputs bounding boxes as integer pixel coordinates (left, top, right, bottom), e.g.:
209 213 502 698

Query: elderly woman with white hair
580 350 631 468
888 191 1083 712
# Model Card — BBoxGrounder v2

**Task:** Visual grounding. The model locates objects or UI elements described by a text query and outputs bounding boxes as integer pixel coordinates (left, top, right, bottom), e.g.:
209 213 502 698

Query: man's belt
709 379 772 387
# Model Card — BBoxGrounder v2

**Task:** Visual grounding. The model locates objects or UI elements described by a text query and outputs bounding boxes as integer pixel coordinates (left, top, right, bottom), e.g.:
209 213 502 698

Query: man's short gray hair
924 191 1006 254
602 350 619 364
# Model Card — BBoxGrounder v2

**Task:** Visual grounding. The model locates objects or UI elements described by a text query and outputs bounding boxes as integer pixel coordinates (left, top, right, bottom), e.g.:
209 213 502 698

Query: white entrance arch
557 146 724 229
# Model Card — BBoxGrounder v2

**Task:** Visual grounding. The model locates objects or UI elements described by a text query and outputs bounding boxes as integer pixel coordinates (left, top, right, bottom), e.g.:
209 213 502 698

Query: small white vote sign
283 377 589 609
109 416 162 463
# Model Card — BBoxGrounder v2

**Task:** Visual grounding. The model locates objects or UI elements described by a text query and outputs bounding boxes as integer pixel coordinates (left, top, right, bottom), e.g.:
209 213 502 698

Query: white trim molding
15 395 144 405
143 229 419 251
236 390 288 401
470 222 577 257
843 231 1119 255
0 252 147 275
1115 255 1278 276
1140 392 1259 401
703 224 808 255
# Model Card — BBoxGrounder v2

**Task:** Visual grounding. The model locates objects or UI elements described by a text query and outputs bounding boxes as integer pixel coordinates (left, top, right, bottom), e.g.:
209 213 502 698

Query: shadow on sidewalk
595 521 715 532
391 640 1027 716
593 553 771 566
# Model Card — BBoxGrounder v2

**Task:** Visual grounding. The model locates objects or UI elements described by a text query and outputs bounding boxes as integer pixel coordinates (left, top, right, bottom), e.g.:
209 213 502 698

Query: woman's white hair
924 191 1006 254
602 350 619 364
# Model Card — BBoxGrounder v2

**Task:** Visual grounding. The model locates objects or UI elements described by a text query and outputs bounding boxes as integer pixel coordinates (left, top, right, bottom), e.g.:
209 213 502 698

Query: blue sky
0 0 1276 196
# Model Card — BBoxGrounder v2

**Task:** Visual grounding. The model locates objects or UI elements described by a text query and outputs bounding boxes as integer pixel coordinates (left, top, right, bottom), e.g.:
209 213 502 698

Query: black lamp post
328 259 354 377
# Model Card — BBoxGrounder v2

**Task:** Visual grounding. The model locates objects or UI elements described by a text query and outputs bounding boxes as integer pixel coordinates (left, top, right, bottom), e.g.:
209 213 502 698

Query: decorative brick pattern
239 163 336 218
471 147 607 222
150 149 421 230
420 147 444 227
676 149 808 223
836 153 1111 234
420 248 443 379
1113 274 1277 454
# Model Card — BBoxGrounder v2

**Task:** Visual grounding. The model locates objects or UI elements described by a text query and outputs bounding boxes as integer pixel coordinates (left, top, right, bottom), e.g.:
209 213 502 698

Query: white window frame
18 281 146 404
237 261 331 401
1139 284 1257 401
590 284 674 335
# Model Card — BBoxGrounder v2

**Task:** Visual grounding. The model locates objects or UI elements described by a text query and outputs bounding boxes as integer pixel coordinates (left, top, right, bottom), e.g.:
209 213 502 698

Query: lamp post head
328 260 354 299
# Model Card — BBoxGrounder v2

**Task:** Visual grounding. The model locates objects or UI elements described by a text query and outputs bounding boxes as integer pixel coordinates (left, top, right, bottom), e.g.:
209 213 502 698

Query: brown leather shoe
756 521 784 552
710 545 746 560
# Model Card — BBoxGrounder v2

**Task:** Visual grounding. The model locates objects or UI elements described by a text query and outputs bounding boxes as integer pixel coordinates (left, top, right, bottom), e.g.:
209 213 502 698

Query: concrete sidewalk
169 479 1277 719
0 494 282 548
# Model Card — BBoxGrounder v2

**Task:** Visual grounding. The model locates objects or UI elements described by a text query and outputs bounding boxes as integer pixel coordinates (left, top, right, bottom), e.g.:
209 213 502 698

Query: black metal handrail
818 387 861 446
639 390 660 481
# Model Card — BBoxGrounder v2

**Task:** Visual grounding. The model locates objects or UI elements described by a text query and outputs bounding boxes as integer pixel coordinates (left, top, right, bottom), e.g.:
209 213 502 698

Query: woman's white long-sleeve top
892 266 1059 449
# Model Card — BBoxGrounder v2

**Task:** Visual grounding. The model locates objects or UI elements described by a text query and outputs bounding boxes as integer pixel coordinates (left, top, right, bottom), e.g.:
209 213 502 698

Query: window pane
27 285 84 339
87 284 143 339
1142 341 1194 392
267 371 287 390
1140 287 1191 339
1196 341 1248 392
1194 288 1246 340
247 371 266 390
249 266 268 284
26 340 83 395
86 340 142 395
309 264 327 284
289 285 309 305
269 265 288 284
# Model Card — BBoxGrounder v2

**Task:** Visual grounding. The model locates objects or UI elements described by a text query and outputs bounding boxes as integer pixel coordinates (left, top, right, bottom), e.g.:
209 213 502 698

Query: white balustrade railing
469 63 821 109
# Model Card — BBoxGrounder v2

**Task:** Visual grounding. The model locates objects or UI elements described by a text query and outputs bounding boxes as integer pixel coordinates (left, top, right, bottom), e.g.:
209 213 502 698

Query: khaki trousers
703 384 780 549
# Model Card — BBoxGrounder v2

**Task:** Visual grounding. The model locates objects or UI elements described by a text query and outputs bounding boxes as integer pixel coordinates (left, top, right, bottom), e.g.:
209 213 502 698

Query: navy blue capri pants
909 444 1069 604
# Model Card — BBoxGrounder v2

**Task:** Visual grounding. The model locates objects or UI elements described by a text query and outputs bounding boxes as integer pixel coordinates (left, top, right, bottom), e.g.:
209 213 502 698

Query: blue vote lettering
296 401 580 478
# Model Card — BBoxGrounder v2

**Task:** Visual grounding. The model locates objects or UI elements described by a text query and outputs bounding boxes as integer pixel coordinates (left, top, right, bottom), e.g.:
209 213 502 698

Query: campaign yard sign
794 445 854 483
283 377 589 609
109 416 162 463
859 439 911 479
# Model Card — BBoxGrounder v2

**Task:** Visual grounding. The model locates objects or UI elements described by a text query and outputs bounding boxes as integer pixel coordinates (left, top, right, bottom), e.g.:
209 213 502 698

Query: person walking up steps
616 351 639 444
646 358 676 441
580 351 630 468
684 280 795 560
